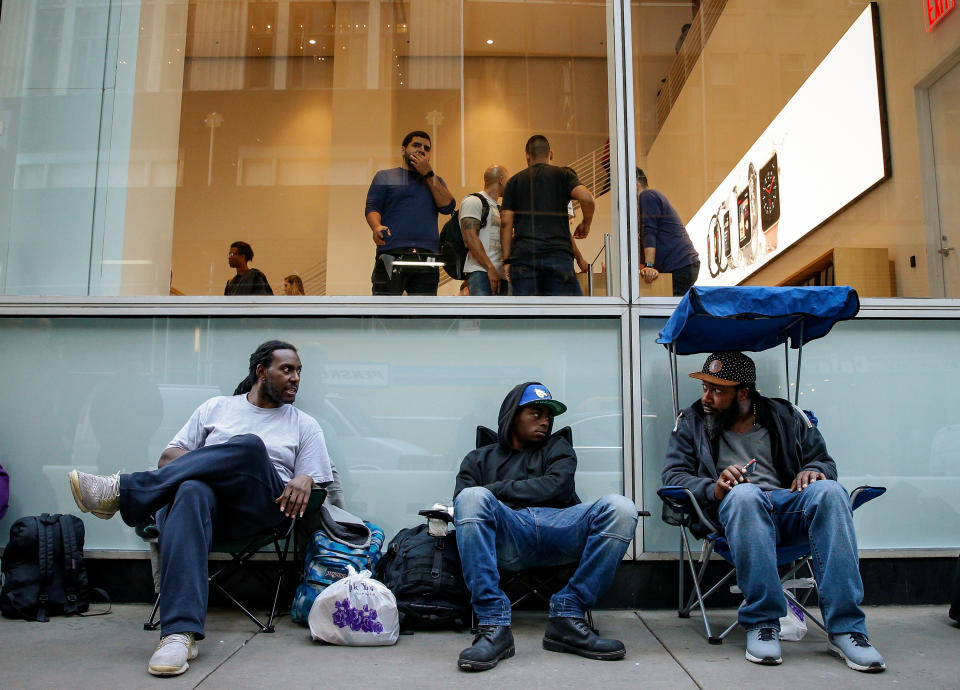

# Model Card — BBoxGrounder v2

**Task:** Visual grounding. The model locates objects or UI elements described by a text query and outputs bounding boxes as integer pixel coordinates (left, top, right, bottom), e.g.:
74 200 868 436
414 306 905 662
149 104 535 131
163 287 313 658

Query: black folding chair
144 487 326 633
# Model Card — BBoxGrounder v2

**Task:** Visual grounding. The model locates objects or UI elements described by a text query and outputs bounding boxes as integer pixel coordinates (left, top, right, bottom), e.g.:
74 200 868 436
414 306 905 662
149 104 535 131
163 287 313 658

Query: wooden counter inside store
576 272 674 296
780 247 893 297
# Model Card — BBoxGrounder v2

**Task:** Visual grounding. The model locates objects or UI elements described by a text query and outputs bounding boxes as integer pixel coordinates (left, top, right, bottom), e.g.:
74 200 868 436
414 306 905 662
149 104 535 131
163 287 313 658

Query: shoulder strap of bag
79 588 112 617
431 535 445 580
469 193 490 229
36 514 57 622
57 515 81 615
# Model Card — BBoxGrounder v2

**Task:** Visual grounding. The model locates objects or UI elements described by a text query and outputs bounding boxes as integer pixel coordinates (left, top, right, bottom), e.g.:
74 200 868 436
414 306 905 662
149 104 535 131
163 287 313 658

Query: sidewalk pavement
2 605 956 688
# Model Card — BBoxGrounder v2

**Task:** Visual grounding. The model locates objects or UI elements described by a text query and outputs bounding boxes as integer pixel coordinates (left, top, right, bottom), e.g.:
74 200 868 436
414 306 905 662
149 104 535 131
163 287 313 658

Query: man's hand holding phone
715 459 756 500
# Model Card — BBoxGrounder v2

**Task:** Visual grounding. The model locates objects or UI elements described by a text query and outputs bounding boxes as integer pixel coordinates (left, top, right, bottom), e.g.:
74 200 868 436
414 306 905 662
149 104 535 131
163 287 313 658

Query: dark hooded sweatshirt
453 381 579 509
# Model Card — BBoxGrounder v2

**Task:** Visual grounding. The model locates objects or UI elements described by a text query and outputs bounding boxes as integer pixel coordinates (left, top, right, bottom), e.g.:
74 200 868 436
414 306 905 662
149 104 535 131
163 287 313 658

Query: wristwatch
644 262 655 268
423 170 435 179
759 152 780 253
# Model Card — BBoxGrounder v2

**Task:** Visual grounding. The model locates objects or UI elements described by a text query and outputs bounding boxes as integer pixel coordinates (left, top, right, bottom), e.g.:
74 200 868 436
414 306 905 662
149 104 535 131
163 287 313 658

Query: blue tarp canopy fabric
656 286 860 355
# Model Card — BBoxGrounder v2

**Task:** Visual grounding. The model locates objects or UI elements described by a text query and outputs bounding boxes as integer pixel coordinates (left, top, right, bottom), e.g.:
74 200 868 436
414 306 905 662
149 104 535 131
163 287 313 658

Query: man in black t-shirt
224 241 273 296
500 135 595 296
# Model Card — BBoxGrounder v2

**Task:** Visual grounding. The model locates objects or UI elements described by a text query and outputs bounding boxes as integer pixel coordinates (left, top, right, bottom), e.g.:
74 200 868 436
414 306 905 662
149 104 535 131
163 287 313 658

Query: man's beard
704 402 741 441
262 377 290 406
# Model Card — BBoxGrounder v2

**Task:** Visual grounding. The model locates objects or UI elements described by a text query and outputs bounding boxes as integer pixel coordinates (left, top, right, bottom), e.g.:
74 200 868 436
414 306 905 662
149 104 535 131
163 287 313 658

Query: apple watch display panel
759 153 780 232
737 187 751 248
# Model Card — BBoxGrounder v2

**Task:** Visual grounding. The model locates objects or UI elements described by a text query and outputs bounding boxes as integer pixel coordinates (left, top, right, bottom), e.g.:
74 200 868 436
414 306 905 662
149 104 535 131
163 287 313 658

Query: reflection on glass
631 0 960 298
640 317 960 551
0 316 623 548
0 0 621 297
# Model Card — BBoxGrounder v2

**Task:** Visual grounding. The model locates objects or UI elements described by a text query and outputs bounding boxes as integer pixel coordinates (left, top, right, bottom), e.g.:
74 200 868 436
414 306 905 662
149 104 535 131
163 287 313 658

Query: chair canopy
656 286 860 356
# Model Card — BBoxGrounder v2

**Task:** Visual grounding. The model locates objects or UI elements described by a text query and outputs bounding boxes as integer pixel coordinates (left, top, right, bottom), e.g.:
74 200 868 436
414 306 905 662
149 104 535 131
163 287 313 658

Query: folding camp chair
657 482 885 643
451 425 648 633
653 286 884 643
144 487 326 633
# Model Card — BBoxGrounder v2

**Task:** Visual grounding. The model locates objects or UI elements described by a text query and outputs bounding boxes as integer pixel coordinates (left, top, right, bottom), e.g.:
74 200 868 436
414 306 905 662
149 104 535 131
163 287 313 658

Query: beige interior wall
118 0 190 295
171 81 333 295
644 0 960 297
171 54 611 295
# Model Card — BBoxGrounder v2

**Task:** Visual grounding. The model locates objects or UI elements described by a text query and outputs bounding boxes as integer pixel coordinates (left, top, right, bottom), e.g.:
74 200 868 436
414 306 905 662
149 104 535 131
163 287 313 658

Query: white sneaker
148 633 198 677
68 469 120 519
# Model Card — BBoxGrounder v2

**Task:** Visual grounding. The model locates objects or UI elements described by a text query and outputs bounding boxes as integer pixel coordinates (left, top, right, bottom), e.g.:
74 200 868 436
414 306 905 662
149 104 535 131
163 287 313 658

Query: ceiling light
486 39 494 45
308 39 317 44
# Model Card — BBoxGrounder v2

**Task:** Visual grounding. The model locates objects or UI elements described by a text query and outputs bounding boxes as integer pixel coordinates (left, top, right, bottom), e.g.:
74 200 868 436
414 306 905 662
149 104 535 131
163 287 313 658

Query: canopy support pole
670 344 679 418
794 319 804 405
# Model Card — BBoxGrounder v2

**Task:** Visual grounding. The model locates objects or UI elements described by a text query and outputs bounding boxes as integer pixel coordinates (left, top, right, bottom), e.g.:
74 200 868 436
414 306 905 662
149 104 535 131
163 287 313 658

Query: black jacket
453 381 579 509
661 395 836 535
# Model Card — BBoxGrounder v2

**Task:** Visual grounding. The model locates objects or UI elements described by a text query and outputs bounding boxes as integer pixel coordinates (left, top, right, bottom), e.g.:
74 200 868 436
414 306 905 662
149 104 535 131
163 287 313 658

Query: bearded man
661 351 885 673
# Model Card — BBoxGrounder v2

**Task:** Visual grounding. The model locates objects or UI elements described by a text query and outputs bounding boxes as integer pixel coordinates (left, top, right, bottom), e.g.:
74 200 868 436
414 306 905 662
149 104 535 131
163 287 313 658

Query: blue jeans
466 270 507 296
717 481 866 635
453 487 637 625
509 255 582 296
118 434 287 639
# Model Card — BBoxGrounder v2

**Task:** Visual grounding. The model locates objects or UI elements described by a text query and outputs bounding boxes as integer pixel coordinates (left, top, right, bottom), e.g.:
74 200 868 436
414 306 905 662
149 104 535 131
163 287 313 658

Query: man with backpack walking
453 382 638 671
66 341 336 677
459 164 508 296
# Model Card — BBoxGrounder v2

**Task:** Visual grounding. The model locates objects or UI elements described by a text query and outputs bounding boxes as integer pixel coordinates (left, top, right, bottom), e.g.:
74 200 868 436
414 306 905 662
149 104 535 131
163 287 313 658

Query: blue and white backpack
291 505 384 625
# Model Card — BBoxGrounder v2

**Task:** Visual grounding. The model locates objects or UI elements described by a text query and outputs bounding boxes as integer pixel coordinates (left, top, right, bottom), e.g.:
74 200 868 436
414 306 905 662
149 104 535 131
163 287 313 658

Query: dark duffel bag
1 513 108 621
374 524 470 630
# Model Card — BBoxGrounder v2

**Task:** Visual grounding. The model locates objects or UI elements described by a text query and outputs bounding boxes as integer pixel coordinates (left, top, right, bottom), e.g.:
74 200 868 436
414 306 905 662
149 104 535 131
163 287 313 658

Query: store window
0 0 625 298
631 0 960 298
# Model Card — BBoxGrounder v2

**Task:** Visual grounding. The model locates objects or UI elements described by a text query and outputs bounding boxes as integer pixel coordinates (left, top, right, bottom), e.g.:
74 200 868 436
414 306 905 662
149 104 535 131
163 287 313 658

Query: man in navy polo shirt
637 168 700 296
365 130 455 295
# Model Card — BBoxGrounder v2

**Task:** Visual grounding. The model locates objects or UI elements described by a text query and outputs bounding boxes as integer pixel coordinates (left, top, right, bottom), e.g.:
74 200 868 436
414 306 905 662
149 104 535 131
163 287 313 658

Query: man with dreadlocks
662 351 885 673
68 340 334 677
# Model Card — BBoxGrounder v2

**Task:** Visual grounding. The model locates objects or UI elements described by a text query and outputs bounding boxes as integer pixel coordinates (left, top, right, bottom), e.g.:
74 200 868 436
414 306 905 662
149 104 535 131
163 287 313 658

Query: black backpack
438 193 490 280
373 524 470 630
0 513 106 621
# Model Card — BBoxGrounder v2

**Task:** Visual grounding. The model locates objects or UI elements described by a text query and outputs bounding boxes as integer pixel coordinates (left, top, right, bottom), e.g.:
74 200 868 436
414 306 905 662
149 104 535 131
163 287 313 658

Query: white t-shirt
460 191 503 275
167 395 334 485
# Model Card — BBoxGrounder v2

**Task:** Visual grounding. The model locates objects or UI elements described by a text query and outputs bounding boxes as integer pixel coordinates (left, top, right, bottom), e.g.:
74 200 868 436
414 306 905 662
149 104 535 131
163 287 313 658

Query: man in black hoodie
453 382 637 671
662 351 885 673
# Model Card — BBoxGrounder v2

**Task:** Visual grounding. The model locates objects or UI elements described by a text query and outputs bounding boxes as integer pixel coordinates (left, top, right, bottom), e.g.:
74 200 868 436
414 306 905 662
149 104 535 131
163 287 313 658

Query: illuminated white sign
688 4 889 285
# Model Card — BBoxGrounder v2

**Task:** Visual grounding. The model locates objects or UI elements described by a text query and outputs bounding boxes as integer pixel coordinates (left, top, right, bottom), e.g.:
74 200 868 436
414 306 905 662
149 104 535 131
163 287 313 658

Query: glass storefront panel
631 0 960 299
639 316 960 551
0 315 624 549
0 0 625 298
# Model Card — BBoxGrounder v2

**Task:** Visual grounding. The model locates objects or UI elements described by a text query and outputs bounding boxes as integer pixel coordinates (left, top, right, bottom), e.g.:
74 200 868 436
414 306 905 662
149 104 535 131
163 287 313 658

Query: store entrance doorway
929 61 960 297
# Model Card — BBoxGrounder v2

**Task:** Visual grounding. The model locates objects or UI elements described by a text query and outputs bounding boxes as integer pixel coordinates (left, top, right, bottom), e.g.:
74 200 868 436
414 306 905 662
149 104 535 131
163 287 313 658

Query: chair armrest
657 486 720 534
850 485 885 511
418 508 455 523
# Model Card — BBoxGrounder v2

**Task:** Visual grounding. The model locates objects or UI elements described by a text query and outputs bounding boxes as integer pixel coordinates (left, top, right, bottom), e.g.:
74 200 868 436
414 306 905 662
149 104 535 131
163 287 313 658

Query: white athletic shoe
68 469 120 519
148 633 198 677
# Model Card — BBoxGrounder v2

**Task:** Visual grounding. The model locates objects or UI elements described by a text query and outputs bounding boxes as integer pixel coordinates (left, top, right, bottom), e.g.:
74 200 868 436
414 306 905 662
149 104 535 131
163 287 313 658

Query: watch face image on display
737 186 751 249
707 213 722 278
722 203 732 257
759 153 780 252
747 162 762 260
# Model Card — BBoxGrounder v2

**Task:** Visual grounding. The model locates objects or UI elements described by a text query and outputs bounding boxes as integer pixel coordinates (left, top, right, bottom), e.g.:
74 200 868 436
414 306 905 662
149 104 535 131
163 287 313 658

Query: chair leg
144 592 161 631
678 531 721 643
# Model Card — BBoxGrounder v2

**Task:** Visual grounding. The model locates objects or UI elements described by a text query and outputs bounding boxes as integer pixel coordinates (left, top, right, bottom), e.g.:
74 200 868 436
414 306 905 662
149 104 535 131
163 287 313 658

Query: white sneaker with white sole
148 633 198 677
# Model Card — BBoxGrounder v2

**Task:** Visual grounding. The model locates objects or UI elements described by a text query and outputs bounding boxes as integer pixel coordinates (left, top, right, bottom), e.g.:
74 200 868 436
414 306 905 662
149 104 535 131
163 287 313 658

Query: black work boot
543 617 626 660
457 625 515 671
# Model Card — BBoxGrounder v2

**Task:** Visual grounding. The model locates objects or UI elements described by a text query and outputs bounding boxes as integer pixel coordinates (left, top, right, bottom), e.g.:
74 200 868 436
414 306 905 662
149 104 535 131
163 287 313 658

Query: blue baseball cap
517 384 567 416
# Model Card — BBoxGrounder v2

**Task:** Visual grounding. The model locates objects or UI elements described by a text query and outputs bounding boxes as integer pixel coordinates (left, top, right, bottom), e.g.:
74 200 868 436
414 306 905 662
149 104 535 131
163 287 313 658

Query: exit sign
926 0 957 31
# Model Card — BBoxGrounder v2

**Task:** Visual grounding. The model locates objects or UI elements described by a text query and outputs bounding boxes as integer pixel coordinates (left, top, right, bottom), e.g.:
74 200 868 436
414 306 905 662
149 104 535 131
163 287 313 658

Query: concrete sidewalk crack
193 631 259 688
635 612 704 690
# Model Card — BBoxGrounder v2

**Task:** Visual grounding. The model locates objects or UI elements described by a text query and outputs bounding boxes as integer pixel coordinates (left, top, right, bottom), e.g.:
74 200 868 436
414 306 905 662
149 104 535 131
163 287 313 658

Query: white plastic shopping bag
778 599 808 641
308 565 399 646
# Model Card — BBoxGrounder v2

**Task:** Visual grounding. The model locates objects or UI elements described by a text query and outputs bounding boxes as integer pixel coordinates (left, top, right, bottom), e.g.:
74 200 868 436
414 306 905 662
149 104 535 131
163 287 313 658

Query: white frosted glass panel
0 316 623 550
640 318 960 552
